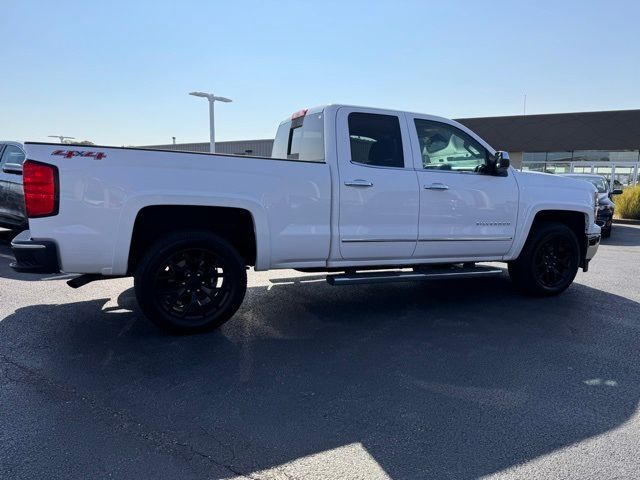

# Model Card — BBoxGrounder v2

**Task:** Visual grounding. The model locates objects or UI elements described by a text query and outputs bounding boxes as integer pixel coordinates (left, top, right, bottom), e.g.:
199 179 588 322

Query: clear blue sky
2 0 639 145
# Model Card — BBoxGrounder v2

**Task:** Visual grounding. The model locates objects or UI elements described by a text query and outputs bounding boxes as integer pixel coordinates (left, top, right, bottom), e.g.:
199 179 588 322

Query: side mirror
493 151 510 176
612 188 623 195
2 162 23 175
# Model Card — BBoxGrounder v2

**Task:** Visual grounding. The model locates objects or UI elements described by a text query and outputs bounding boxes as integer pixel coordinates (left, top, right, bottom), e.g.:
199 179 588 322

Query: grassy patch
615 185 640 220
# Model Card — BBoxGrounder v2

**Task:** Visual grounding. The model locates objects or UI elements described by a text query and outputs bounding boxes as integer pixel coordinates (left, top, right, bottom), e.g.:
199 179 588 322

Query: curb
613 218 640 225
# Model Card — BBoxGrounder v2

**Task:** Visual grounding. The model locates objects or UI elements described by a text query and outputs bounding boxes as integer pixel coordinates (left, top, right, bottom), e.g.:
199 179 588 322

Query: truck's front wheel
508 222 580 296
134 231 247 334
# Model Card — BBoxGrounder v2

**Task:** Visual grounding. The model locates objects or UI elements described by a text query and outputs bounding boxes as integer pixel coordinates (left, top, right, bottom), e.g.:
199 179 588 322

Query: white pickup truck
10 105 601 333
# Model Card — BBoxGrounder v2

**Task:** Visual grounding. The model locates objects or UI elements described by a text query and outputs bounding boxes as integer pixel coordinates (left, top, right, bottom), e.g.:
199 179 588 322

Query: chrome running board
326 265 503 286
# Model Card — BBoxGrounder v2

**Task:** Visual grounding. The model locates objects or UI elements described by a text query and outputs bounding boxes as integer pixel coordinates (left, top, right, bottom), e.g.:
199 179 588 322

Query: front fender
504 202 594 261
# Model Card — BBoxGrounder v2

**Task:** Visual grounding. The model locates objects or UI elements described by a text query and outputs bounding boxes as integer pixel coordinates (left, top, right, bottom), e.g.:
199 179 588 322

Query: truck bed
23 143 332 274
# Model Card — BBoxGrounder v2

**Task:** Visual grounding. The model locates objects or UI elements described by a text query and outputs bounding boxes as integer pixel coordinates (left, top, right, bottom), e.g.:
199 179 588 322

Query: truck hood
512 169 598 224
598 192 614 206
513 169 598 196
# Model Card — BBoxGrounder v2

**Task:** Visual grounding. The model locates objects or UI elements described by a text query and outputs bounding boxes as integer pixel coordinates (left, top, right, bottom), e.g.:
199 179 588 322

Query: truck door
407 115 518 260
336 108 419 260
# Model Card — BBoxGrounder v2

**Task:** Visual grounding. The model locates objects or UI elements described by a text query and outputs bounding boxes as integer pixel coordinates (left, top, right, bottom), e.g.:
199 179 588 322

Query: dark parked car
561 174 622 238
0 141 27 230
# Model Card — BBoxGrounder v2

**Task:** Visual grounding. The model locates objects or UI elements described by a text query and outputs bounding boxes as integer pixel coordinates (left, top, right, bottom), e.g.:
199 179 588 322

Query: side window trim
349 160 407 171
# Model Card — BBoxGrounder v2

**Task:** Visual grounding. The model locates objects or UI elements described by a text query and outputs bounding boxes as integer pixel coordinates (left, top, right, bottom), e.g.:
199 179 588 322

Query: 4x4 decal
51 150 107 160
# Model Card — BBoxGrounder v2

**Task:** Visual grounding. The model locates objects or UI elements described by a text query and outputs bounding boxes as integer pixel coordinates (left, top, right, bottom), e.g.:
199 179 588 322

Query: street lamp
48 135 75 143
188 91 232 153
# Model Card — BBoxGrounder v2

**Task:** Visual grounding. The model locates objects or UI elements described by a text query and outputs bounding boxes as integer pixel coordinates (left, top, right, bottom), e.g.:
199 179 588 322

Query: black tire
134 231 247 334
508 222 580 296
602 227 611 238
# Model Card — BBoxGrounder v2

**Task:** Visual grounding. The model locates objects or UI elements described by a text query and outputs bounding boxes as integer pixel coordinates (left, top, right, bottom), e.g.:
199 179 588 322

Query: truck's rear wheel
134 231 247 334
508 222 580 296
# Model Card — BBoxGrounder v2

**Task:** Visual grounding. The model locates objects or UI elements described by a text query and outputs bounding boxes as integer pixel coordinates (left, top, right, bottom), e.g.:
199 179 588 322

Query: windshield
566 175 607 193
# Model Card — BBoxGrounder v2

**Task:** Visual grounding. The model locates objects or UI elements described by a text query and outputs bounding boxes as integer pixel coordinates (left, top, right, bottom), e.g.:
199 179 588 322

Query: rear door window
347 113 404 168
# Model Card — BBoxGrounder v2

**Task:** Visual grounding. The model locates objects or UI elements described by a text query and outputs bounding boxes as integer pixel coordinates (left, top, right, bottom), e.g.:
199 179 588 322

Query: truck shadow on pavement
1 275 639 479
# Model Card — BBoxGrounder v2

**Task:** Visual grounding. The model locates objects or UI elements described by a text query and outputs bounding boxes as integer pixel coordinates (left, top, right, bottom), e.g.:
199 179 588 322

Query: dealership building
144 108 640 187
457 109 640 187
143 139 274 157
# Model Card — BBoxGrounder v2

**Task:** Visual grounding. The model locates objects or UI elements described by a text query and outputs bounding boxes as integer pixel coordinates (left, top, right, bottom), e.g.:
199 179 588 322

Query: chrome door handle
344 179 373 187
424 182 449 190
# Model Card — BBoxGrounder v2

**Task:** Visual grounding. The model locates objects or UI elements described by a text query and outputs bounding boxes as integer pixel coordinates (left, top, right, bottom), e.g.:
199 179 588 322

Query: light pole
188 91 232 153
48 135 75 143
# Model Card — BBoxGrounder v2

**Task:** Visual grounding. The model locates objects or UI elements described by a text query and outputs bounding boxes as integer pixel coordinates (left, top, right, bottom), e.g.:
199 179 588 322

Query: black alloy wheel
533 235 575 289
508 222 580 296
134 231 247 333
155 248 235 322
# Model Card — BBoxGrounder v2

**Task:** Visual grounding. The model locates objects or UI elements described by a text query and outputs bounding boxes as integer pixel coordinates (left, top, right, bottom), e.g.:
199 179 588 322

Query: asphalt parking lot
1 226 639 480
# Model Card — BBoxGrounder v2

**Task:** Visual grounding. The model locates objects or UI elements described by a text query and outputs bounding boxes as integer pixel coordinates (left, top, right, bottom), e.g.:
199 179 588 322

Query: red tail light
23 160 59 218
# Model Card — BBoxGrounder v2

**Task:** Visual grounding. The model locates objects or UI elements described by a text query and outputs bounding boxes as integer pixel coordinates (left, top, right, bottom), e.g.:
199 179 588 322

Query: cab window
272 111 324 162
414 119 487 172
348 113 404 168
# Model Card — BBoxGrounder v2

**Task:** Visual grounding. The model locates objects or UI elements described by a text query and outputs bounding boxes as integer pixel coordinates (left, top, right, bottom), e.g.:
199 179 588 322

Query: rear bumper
10 230 61 274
